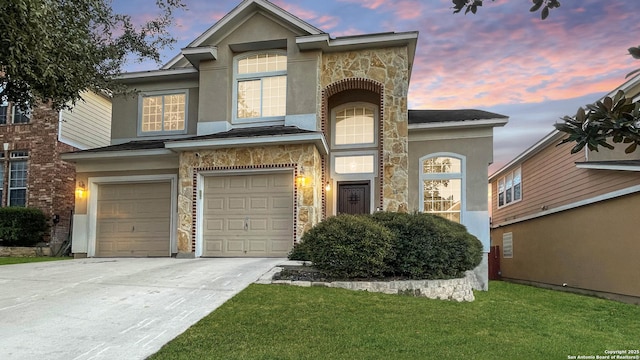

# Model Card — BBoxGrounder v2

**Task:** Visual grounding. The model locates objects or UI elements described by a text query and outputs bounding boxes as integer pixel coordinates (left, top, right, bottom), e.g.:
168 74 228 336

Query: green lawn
150 281 640 360
0 256 71 266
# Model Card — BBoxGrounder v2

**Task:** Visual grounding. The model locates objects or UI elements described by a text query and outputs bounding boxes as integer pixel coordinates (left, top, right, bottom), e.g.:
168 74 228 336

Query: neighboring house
0 91 111 245
62 0 506 287
489 75 640 302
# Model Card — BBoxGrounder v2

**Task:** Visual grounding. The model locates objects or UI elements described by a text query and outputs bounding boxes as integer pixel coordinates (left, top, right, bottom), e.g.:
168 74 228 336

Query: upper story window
420 154 465 223
498 167 521 208
0 102 31 125
234 52 287 123
332 103 377 148
138 91 187 136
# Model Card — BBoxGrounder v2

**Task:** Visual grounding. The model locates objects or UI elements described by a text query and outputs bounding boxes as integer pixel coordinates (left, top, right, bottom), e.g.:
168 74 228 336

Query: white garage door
202 172 293 257
96 182 171 257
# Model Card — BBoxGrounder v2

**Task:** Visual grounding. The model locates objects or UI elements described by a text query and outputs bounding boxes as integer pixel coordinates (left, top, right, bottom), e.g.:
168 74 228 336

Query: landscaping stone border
0 246 51 257
257 262 480 302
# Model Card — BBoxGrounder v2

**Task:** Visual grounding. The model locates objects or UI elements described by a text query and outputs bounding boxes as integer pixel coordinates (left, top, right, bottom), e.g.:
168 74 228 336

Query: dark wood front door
337 181 371 215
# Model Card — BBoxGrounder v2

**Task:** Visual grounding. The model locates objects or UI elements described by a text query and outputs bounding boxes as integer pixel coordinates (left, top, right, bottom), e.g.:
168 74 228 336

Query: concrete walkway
0 257 284 360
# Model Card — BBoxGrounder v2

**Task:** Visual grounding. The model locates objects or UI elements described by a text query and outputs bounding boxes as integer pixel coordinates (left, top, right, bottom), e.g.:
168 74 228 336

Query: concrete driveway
0 257 284 360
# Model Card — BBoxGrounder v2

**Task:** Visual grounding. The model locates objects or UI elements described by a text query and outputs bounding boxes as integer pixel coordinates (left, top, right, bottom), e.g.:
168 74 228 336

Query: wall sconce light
296 175 307 187
75 180 86 199
325 182 331 191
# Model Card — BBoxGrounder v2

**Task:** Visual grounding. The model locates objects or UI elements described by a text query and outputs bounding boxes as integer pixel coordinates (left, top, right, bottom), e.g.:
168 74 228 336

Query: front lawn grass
0 256 71 266
150 281 640 360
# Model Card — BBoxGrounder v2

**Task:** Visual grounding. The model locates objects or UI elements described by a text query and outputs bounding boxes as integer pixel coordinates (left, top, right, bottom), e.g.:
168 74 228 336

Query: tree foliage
452 0 560 19
0 0 184 110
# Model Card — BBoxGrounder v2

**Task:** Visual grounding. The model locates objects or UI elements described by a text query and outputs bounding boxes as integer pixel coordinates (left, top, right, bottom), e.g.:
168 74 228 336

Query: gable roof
163 0 324 69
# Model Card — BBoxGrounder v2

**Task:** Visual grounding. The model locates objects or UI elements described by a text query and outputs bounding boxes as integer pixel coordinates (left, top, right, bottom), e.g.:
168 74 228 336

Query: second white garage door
202 172 293 257
96 182 171 257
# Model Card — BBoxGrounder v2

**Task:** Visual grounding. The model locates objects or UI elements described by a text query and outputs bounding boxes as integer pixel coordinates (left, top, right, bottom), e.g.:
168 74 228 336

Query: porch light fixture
325 182 331 191
296 175 307 187
75 181 86 199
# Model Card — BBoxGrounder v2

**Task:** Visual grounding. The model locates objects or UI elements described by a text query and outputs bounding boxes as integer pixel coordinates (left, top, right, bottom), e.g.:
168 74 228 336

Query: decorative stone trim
191 163 299 252
259 267 479 302
322 77 385 211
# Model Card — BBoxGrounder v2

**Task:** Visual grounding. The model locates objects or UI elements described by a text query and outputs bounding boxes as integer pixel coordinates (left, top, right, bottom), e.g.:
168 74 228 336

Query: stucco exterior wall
491 191 640 300
177 144 323 253
321 47 410 212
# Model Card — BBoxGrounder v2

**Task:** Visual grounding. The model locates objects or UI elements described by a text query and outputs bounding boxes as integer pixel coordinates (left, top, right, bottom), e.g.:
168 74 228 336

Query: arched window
419 153 465 223
233 51 287 122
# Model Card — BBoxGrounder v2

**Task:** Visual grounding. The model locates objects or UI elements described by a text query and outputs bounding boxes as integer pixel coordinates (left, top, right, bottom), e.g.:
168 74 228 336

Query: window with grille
139 92 187 135
234 52 287 122
420 154 464 223
498 167 522 208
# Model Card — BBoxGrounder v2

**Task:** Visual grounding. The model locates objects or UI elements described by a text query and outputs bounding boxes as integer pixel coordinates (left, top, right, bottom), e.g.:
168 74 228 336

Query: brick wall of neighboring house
0 102 77 245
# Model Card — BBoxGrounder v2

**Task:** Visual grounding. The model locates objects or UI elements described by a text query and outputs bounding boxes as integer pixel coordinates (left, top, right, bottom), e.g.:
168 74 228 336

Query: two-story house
489 74 640 302
63 0 506 288
0 91 111 248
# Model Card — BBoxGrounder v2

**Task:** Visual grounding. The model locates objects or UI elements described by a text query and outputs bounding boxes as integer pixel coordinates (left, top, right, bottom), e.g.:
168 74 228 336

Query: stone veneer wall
177 144 323 253
321 47 410 212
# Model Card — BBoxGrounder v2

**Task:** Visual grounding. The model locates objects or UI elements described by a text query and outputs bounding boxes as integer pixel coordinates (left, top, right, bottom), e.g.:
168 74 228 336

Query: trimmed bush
300 214 393 278
371 211 482 279
0 207 49 247
288 241 311 261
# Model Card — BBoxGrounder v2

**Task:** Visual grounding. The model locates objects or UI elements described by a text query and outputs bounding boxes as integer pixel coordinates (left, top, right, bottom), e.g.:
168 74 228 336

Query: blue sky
113 0 640 172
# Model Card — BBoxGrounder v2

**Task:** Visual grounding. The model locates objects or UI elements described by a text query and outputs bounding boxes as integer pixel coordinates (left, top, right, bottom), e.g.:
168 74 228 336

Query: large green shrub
0 207 49 246
371 211 482 279
300 214 393 278
287 241 311 261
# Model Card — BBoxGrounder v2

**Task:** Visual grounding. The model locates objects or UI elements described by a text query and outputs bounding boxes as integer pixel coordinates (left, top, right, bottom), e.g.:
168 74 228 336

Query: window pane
261 75 286 117
163 94 185 131
12 107 30 124
513 168 522 201
238 53 286 74
423 179 461 223
9 161 27 207
0 105 7 125
505 174 513 204
335 106 375 145
142 96 162 132
423 157 461 174
335 155 375 174
237 80 261 119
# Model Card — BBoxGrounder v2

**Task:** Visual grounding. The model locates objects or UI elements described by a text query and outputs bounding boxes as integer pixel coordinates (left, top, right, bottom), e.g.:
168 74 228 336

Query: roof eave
408 118 508 131
114 68 199 83
575 162 640 172
61 148 175 162
165 132 329 155
489 130 565 181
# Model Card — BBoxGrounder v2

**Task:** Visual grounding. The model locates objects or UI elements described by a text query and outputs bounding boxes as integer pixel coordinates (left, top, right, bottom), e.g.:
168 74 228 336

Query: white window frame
331 102 378 150
11 106 31 124
497 167 522 208
137 90 189 137
419 153 466 223
232 50 287 125
8 152 28 207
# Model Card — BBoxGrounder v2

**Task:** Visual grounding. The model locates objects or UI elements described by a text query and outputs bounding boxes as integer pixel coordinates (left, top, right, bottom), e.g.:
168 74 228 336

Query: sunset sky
114 0 640 172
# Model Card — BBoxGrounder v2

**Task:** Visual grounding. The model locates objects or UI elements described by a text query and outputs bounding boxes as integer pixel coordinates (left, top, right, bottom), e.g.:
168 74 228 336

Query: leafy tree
452 0 560 19
0 0 185 111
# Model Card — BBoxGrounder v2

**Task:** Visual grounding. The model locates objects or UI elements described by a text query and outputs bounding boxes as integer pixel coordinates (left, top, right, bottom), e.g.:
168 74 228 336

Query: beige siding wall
491 140 640 225
491 192 640 299
60 91 111 149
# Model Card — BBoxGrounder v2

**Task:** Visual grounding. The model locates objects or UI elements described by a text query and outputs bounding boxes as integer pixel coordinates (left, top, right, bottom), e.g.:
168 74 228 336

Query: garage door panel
202 172 293 257
96 182 171 257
